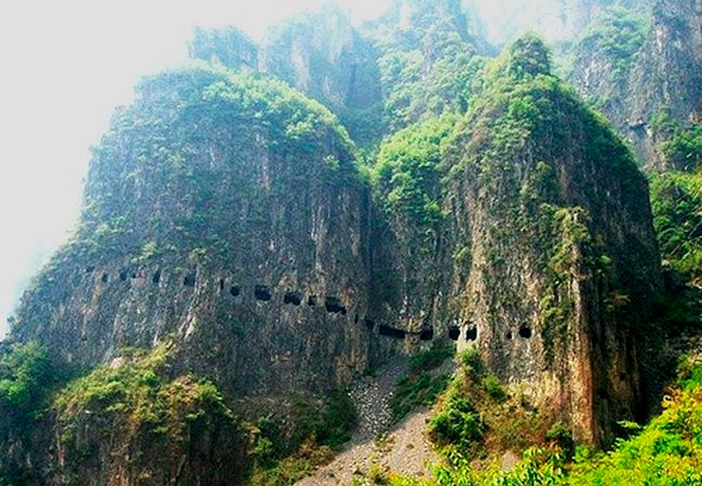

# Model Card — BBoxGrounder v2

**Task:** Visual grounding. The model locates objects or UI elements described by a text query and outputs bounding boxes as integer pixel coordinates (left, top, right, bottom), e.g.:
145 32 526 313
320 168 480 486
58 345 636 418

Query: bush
0 342 61 422
391 372 451 423
427 391 484 453
481 375 507 403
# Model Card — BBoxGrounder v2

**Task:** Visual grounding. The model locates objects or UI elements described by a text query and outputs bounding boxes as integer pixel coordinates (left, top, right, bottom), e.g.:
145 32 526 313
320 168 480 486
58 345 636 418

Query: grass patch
390 343 455 423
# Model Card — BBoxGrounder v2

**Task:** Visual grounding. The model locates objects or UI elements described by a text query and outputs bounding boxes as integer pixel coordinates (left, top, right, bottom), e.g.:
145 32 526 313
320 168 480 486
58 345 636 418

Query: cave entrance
230 285 241 297
325 296 347 314
364 318 375 331
420 329 434 341
255 285 272 301
379 325 406 340
466 327 477 341
101 273 109 283
284 292 302 306
184 273 196 287
308 295 318 306
152 271 161 284
119 269 129 281
519 326 532 339
448 328 460 341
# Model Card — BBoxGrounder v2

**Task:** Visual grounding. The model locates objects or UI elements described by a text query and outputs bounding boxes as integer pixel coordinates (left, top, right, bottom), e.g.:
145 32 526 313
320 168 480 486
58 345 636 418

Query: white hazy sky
0 0 539 339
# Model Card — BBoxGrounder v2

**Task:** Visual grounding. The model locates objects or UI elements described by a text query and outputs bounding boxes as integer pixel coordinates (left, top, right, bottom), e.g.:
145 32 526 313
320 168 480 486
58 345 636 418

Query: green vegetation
248 390 358 485
390 343 454 423
376 1 485 132
650 171 702 282
661 123 702 171
373 114 456 230
0 342 63 423
54 343 235 443
389 356 702 485
73 62 360 263
575 7 648 83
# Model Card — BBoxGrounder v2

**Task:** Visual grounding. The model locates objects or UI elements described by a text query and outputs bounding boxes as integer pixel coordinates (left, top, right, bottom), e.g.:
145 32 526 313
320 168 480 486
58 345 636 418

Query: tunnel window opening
365 318 375 331
101 273 109 283
284 292 302 306
325 296 346 314
85 266 95 274
466 327 477 341
152 271 161 284
420 329 434 341
119 269 129 281
448 328 460 341
519 326 532 339
184 273 196 287
230 286 241 297
379 325 406 340
354 313 359 324
255 285 272 301
308 295 318 306
219 279 225 291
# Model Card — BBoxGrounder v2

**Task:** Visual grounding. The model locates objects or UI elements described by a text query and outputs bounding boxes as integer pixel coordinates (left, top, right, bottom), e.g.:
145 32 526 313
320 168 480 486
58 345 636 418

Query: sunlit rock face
9 9 663 455
442 39 661 444
12 67 382 397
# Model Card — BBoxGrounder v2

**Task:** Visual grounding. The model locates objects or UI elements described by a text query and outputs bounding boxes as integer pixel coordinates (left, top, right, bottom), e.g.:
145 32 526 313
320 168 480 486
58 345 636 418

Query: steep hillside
349 33 660 448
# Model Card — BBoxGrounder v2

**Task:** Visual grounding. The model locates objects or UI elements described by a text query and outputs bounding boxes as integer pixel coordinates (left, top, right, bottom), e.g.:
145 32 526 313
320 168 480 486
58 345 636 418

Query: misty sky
0 0 556 339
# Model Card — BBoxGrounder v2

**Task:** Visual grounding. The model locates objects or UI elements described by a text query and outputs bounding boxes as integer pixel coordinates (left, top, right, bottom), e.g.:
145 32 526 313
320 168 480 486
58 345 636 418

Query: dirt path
296 358 442 485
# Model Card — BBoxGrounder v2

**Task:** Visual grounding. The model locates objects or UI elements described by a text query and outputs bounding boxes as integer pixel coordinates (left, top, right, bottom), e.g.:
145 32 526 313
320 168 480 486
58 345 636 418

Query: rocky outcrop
370 37 661 444
567 0 702 169
626 0 702 169
446 38 661 444
12 67 380 397
1 10 670 482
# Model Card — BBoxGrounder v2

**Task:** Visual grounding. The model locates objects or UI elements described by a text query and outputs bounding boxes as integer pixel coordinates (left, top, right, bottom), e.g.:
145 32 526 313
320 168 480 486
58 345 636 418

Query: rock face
370 37 661 444
12 67 380 397
446 40 660 444
467 0 651 47
626 0 702 169
567 0 702 169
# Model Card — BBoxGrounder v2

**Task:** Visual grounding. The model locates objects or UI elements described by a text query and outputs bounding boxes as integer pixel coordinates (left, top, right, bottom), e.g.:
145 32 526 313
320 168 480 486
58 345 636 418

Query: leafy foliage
375 0 484 131
575 7 648 83
54 343 234 444
661 123 702 171
373 114 456 229
248 390 358 485
650 170 702 283
390 343 454 423
76 63 359 261
0 342 62 423
394 359 702 485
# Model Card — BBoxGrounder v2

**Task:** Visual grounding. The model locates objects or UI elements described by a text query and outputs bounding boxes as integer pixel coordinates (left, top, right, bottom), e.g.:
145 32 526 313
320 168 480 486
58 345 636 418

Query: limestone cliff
567 0 702 169
370 37 661 444
12 66 378 397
